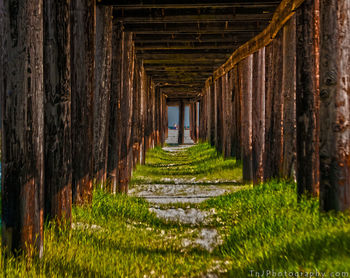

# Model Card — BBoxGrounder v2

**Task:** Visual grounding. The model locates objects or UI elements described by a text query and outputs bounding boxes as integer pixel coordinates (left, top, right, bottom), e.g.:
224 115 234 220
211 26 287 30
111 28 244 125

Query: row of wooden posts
0 2 167 256
198 0 349 212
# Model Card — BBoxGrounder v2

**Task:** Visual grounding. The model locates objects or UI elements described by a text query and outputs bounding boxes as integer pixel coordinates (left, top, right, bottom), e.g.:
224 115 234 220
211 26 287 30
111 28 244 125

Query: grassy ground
1 143 350 277
130 143 242 186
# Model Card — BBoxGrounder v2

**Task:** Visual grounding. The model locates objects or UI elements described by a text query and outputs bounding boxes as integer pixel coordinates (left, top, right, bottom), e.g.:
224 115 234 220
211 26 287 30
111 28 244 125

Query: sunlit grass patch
201 181 350 276
131 143 242 185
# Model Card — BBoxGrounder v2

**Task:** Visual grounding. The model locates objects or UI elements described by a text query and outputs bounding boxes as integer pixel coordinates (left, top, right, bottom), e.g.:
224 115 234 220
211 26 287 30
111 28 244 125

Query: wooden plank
296 0 319 197
94 6 113 186
2 0 44 256
43 0 72 224
71 0 96 204
319 0 350 211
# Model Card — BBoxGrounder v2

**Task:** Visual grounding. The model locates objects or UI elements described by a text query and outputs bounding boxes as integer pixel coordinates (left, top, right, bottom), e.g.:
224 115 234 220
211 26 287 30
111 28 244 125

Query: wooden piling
94 6 113 186
319 0 350 211
2 0 44 256
43 0 72 223
178 100 185 145
296 0 320 197
107 23 123 193
252 48 266 185
282 15 297 180
71 0 96 204
118 32 134 193
240 56 253 182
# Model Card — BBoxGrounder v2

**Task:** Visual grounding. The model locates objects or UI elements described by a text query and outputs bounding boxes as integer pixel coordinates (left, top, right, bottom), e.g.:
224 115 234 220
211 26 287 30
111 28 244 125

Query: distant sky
168 105 190 127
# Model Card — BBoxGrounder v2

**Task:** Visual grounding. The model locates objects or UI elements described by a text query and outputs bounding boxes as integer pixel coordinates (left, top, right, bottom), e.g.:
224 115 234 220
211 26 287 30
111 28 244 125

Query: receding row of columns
199 0 349 212
0 2 167 255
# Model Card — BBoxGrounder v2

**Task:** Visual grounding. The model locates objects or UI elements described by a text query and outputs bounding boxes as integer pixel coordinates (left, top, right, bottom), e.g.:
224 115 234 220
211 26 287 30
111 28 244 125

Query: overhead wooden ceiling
98 1 281 100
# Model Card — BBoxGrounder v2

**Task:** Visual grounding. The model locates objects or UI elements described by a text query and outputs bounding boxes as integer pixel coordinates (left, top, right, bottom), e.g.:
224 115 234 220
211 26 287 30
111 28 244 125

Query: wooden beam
135 42 240 51
138 53 231 60
211 0 306 82
144 65 217 72
115 13 272 23
100 1 281 9
134 33 257 43
123 22 267 34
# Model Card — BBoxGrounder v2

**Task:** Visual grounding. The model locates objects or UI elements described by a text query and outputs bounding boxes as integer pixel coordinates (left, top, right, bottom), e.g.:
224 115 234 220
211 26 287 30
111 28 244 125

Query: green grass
1 143 350 277
201 181 350 276
130 143 242 186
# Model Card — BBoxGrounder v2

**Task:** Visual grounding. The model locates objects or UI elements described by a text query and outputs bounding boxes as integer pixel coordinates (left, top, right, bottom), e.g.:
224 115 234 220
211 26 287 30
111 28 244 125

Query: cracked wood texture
94 6 113 185
2 0 44 256
43 0 72 223
319 0 350 211
296 0 320 197
71 0 95 204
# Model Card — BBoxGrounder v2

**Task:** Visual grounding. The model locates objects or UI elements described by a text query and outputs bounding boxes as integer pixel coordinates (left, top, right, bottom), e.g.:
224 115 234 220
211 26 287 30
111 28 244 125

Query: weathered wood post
218 76 226 156
214 78 223 152
178 100 185 145
264 33 284 180
94 5 113 186
252 48 266 185
71 0 96 204
240 56 253 182
2 0 44 256
118 32 134 193
296 0 320 197
189 103 194 141
43 0 72 223
209 82 216 146
228 70 236 158
223 73 232 158
107 23 123 193
319 0 350 211
233 66 242 160
0 1 3 139
140 66 146 165
282 16 297 180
